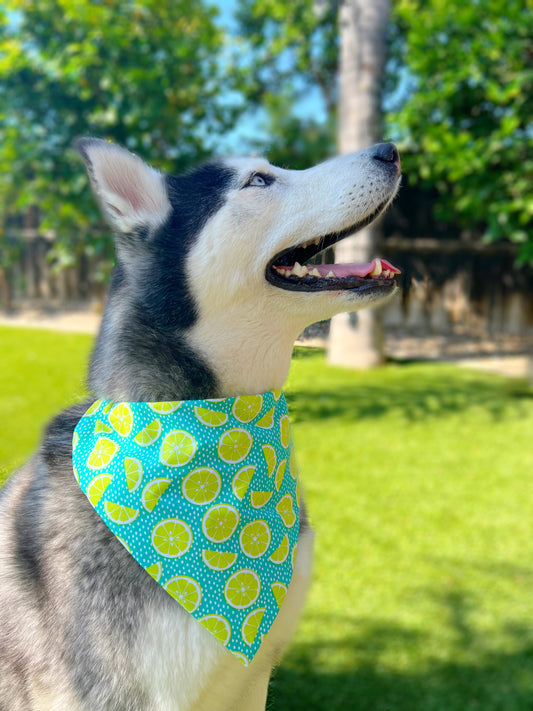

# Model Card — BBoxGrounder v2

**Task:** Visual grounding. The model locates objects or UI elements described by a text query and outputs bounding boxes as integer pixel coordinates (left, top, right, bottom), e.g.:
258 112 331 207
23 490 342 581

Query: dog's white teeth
369 259 383 277
382 269 391 279
325 270 335 279
301 236 322 249
292 262 309 277
273 263 313 278
310 268 321 278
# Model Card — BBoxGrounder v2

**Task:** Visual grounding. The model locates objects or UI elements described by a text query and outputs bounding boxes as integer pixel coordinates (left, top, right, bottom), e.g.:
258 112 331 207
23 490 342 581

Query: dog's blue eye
250 174 266 187
246 173 273 188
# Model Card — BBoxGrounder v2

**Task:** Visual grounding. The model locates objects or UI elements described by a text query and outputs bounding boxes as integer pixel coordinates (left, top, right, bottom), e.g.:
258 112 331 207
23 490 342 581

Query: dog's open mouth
265 204 400 293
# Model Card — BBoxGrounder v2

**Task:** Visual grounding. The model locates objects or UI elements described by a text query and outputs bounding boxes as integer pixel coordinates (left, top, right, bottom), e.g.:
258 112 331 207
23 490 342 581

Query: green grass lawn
1 325 533 710
0 326 93 477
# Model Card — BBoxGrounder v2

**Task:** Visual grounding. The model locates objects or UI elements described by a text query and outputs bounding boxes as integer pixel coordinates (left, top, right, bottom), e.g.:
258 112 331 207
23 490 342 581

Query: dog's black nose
372 142 400 169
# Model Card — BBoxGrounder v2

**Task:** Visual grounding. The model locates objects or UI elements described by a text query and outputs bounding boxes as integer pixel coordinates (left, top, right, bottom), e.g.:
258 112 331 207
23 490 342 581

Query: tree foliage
236 0 339 112
236 0 533 262
234 0 338 169
1 0 532 278
0 0 236 269
391 0 533 261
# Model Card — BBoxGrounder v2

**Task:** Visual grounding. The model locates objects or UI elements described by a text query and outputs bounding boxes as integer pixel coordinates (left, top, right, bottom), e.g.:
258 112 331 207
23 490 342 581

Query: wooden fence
1 230 533 341
382 236 533 338
0 230 108 310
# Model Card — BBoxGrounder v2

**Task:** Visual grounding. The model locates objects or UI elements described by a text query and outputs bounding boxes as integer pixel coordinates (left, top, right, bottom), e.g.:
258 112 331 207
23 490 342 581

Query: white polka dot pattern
73 391 299 665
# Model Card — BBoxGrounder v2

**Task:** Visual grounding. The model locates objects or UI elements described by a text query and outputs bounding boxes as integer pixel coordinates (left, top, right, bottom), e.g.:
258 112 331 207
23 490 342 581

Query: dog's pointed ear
76 138 171 233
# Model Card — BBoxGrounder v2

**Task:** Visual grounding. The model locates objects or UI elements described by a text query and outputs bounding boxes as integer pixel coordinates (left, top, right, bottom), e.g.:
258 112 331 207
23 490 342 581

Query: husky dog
0 139 401 710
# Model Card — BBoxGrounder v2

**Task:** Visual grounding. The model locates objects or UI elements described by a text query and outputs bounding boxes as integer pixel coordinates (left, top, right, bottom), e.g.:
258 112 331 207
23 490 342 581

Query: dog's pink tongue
312 258 400 278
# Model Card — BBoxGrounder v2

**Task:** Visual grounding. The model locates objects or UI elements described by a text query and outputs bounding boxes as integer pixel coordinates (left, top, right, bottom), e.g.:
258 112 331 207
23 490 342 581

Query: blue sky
215 0 239 30
208 0 329 155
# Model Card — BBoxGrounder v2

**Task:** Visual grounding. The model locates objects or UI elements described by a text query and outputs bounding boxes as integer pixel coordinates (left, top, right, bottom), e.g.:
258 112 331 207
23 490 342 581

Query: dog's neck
187 306 304 396
88 292 303 402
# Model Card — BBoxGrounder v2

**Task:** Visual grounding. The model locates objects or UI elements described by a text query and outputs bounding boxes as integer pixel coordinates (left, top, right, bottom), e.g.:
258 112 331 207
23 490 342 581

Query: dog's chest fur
136 530 313 711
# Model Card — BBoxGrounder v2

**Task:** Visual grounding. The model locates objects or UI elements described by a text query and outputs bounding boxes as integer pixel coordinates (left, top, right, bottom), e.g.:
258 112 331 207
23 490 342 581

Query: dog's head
78 139 401 395
78 138 400 319
185 147 401 323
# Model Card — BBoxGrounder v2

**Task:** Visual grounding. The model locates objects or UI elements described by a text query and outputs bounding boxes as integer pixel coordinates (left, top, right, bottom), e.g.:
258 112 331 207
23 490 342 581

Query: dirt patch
0 303 101 335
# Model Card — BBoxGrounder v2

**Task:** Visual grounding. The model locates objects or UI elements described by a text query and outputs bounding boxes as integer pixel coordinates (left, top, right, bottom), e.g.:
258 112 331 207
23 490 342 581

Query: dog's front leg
190 528 314 711
240 528 315 711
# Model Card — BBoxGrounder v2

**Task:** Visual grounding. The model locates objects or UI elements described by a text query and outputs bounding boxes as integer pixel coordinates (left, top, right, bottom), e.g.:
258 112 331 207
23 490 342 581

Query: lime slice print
94 419 112 434
151 518 192 558
218 429 253 465
87 437 119 470
194 406 228 428
275 459 287 492
241 607 266 646
86 473 113 506
108 403 134 437
163 576 202 613
231 465 256 501
279 415 290 449
289 447 298 479
250 490 273 509
271 582 287 609
145 561 162 582
224 569 261 610
202 504 240 544
134 419 162 447
115 536 131 553
239 520 271 559
124 457 143 492
72 431 79 452
291 542 298 569
141 478 171 512
159 430 197 467
199 614 231 646
276 494 296 528
104 501 139 525
232 395 263 424
233 652 250 667
201 550 238 572
182 468 221 505
272 389 281 401
73 467 79 483
261 445 276 477
255 407 274 430
84 399 103 417
269 534 289 565
148 401 182 415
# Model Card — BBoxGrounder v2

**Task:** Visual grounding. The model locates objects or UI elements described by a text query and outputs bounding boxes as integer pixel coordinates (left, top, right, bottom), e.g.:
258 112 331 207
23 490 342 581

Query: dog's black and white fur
0 139 401 710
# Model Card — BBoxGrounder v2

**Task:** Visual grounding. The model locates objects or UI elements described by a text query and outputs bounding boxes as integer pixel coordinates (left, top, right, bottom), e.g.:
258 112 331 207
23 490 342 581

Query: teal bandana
72 390 299 666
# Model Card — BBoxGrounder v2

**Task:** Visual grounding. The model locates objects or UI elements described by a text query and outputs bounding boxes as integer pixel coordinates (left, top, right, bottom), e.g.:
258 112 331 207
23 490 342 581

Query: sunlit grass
0 326 92 478
276 348 533 710
1 329 532 709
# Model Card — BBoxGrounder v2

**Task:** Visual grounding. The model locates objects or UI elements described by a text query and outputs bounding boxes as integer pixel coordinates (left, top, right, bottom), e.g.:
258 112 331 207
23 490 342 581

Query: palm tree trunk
327 0 391 368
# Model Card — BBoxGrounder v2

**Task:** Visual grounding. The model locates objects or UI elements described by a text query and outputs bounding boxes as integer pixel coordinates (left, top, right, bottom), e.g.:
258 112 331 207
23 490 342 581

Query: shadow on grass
271 598 533 711
286 368 525 424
